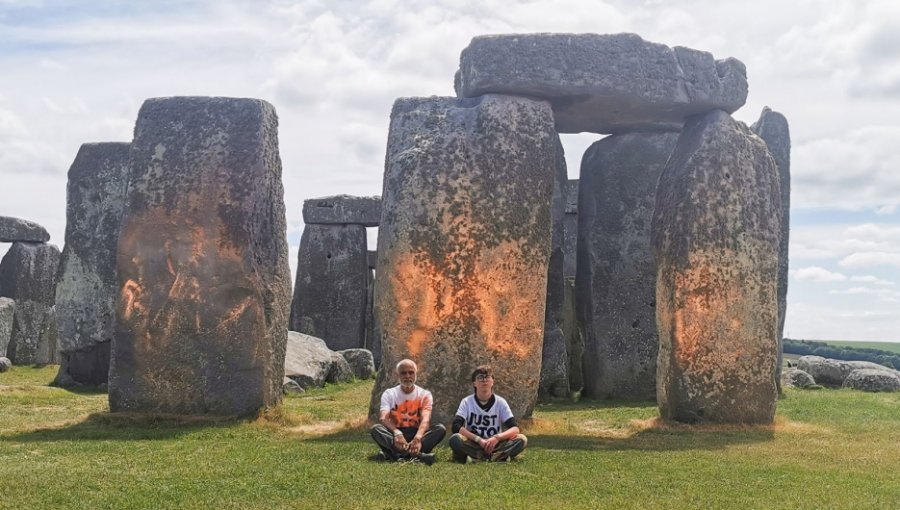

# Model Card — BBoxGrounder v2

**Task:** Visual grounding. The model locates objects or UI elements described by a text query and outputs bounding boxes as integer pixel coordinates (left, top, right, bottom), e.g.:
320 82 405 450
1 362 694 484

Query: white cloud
792 266 847 282
850 275 895 285
839 251 900 268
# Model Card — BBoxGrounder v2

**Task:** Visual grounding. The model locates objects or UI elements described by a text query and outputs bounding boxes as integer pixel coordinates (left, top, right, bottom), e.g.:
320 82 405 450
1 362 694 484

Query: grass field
1 366 899 509
819 340 900 354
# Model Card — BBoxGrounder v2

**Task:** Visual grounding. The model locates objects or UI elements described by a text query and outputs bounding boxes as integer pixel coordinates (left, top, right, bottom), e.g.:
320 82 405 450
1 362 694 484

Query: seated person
370 359 446 464
449 365 527 463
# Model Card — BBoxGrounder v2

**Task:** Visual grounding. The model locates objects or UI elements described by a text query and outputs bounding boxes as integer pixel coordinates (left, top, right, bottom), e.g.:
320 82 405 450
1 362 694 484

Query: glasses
475 374 492 382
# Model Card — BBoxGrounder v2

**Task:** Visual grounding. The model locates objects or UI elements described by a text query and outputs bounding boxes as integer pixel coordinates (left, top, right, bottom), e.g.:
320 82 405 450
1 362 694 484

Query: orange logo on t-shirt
392 399 423 428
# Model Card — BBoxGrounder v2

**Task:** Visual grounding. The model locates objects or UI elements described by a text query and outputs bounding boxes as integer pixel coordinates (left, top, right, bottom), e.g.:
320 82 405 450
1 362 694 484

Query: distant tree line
784 339 900 370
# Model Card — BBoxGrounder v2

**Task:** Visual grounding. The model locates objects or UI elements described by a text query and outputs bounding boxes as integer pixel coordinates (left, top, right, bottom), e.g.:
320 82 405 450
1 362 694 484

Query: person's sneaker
490 451 511 462
374 451 394 462
417 453 436 466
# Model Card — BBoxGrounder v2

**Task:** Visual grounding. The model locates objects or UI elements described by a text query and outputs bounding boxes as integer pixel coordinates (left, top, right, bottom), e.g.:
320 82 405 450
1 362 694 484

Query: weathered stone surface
562 278 583 393
290 224 368 351
55 142 129 386
109 97 291 416
797 356 897 387
366 250 378 270
371 94 558 423
751 107 791 393
457 33 748 134
326 353 353 384
540 138 569 400
0 357 11 372
843 369 900 392
781 368 816 389
282 377 304 394
283 331 352 388
302 195 382 226
0 298 14 358
339 348 375 379
0 216 50 243
563 179 578 278
652 110 781 424
0 242 61 365
365 267 377 366
578 132 679 400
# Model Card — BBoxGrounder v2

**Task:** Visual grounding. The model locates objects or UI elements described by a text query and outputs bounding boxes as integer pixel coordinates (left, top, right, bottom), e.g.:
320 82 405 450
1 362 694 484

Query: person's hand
393 432 409 451
408 436 423 455
481 435 500 455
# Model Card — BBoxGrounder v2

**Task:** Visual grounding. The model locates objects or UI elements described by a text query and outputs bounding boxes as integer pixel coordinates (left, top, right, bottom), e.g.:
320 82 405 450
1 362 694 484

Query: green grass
2 365 899 509
820 340 900 354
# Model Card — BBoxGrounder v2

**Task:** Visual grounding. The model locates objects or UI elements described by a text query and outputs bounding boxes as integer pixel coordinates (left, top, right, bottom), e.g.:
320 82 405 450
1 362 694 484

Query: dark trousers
370 423 446 458
448 432 527 462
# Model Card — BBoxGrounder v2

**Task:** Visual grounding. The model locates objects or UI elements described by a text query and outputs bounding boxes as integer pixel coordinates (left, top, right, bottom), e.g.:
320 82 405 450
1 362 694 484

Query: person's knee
448 433 465 450
517 433 528 447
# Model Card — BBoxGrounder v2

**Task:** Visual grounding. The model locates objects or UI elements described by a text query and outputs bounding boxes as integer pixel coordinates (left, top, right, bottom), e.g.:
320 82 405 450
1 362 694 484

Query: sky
1 0 898 342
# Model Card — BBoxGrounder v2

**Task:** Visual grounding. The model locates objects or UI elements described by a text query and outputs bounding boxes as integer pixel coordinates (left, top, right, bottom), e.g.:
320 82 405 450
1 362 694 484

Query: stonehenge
1 32 788 428
109 97 291 416
54 142 130 386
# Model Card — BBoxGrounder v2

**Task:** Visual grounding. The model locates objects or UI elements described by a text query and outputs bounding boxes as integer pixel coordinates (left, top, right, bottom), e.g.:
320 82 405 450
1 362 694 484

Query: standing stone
457 33 748 134
365 251 378 367
290 223 368 351
0 242 60 365
562 180 578 278
110 97 291 416
371 95 558 423
539 139 569 400
577 132 679 400
652 110 780 424
54 142 130 386
0 216 50 243
0 298 14 358
751 107 790 393
562 278 584 393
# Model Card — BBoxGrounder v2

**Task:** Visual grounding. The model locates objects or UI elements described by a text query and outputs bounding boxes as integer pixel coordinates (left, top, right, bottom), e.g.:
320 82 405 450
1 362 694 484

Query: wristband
475 436 482 444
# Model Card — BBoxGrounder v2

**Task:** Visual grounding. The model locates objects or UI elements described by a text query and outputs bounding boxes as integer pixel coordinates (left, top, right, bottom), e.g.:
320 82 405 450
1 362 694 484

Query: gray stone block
0 297 14 358
302 195 382 226
0 242 61 365
109 96 291 416
0 216 50 243
338 348 376 379
751 107 791 394
55 142 129 386
577 132 678 400
370 94 558 423
457 33 748 134
653 110 780 424
290 224 368 351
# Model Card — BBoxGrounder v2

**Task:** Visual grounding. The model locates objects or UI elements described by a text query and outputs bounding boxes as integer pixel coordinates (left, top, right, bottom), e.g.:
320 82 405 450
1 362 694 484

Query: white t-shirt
455 394 515 438
380 385 433 429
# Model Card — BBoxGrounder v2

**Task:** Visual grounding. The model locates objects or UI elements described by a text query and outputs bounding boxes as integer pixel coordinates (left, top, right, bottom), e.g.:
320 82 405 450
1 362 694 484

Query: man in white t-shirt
370 359 446 464
449 365 528 463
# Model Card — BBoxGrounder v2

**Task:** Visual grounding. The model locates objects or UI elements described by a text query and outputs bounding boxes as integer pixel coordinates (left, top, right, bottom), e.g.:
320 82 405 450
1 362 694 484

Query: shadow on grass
2 412 244 442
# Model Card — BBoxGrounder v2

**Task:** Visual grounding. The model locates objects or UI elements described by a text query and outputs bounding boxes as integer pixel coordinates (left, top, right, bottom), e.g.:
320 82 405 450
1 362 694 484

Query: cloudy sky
1 0 898 342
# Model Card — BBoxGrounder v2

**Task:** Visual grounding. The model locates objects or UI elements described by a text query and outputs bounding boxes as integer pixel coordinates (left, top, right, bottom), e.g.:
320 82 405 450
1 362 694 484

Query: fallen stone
457 33 748 134
781 368 816 389
0 216 50 243
55 142 130 386
843 369 900 392
0 242 61 365
338 348 376 379
0 298 14 358
0 356 11 372
302 195 382 226
653 110 781 424
284 331 352 389
751 107 791 393
282 377 305 394
109 97 291 416
578 131 678 400
797 355 897 387
370 94 558 423
290 224 368 351
326 353 353 384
